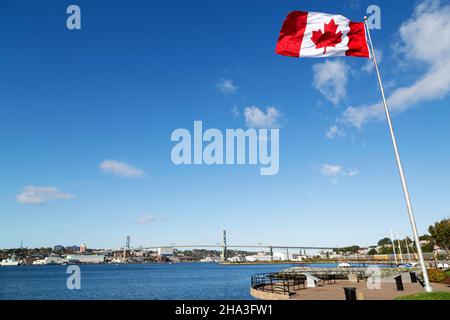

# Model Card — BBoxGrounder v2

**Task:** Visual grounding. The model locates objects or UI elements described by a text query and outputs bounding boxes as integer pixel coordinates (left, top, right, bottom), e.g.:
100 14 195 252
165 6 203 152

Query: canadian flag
276 11 370 59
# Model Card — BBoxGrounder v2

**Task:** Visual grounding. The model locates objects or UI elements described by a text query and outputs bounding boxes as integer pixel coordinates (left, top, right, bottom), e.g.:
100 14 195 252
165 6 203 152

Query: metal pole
410 238 418 261
396 232 404 264
405 236 412 263
390 228 398 265
364 18 432 292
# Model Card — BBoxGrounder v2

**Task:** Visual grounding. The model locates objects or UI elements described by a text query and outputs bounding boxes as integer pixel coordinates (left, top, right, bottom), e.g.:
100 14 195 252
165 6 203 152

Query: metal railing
251 270 368 295
251 273 306 295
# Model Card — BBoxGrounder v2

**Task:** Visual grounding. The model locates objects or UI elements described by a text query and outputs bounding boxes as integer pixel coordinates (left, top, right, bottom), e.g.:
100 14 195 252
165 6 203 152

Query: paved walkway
288 280 450 300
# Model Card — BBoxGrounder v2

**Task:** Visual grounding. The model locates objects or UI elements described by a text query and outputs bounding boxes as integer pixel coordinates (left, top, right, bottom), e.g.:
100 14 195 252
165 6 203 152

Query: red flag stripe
275 11 308 57
346 22 370 58
275 11 370 59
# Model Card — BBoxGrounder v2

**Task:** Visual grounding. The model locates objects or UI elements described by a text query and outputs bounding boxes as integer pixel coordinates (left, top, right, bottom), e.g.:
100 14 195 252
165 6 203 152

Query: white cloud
136 214 156 225
318 164 359 183
99 159 145 178
326 125 346 139
135 214 168 225
244 106 281 128
347 168 360 177
16 186 74 205
312 60 349 106
319 164 344 177
216 78 238 94
343 0 450 128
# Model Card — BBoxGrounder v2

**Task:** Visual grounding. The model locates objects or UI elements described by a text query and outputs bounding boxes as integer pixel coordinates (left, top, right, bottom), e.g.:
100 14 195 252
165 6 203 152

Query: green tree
421 241 435 253
378 246 394 255
367 248 377 255
419 234 433 241
428 218 450 254
377 237 392 246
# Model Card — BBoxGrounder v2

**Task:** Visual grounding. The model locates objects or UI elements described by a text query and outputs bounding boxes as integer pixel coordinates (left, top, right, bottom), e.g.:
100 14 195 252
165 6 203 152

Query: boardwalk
289 281 450 300
251 276 450 300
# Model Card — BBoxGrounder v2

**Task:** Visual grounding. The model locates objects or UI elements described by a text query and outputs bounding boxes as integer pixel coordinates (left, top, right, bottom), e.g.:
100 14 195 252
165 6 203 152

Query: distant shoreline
220 260 400 266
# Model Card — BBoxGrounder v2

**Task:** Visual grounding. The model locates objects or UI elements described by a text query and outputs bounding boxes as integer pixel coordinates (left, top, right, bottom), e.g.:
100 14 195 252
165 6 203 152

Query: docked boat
32 259 46 265
337 262 352 269
1 256 20 266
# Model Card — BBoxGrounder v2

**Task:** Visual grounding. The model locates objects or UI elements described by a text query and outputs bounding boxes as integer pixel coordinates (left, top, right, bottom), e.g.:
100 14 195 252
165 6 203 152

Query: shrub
427 269 446 283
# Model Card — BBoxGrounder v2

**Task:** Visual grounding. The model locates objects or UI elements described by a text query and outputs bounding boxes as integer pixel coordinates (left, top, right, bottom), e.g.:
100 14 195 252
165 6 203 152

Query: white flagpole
364 17 432 292
390 228 398 265
396 232 404 264
405 236 412 263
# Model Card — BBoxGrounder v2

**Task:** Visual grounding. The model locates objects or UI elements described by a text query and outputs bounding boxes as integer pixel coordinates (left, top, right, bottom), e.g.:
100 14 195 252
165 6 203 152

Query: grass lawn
395 292 450 300
445 270 450 277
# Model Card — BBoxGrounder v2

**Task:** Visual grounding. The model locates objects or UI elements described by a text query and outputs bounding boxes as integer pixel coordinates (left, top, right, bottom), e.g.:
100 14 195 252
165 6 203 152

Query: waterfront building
245 253 271 262
200 256 221 262
64 245 80 252
1 255 20 266
79 244 87 253
66 254 105 264
158 247 174 257
227 256 246 262
43 256 68 265
273 252 289 261
53 245 64 252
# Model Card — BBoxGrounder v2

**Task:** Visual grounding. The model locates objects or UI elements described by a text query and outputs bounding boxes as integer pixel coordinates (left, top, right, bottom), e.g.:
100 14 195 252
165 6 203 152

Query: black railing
283 269 367 282
252 270 368 295
251 273 306 295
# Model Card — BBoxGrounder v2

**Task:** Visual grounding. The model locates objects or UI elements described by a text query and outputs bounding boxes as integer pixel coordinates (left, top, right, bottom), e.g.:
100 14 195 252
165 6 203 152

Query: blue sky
1 0 450 249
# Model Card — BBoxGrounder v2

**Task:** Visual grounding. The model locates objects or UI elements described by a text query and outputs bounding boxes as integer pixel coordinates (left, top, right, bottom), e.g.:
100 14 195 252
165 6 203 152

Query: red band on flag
346 22 370 58
275 11 308 57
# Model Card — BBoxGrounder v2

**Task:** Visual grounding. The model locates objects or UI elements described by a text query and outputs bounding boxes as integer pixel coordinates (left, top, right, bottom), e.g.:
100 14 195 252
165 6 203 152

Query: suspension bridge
123 230 338 260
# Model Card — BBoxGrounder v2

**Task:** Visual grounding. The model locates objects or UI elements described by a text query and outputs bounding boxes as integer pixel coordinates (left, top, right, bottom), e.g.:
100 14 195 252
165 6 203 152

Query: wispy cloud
342 0 450 128
99 159 145 178
136 214 156 225
216 78 238 94
319 164 344 177
312 60 349 106
16 186 74 205
135 214 168 226
244 106 281 128
347 168 360 177
318 164 359 184
326 125 346 139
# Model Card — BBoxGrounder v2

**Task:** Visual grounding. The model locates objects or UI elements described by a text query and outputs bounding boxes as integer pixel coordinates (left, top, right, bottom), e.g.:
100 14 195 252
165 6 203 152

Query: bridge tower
221 230 227 261
123 235 130 260
269 247 273 261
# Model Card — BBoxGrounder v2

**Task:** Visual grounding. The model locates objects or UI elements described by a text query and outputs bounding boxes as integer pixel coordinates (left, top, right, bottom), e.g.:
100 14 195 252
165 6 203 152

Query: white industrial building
44 256 68 265
157 247 174 256
66 254 105 264
245 253 271 262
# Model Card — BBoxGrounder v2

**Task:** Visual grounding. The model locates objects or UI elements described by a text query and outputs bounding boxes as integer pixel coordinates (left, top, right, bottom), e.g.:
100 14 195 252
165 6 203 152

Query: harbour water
0 263 293 300
0 262 393 300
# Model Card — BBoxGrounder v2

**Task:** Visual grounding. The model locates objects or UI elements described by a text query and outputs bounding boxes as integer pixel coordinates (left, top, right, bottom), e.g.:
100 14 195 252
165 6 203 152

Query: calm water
0 263 294 300
0 262 392 300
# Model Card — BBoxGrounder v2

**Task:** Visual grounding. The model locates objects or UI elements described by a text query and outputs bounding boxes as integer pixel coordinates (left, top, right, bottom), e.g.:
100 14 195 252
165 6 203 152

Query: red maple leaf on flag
311 19 343 54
